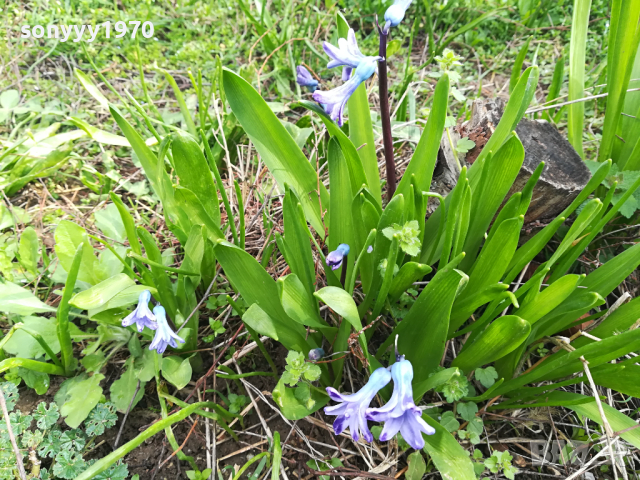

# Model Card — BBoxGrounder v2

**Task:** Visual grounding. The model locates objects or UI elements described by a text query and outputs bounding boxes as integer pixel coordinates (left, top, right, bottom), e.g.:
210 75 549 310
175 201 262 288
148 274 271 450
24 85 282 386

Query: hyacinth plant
3 1 640 479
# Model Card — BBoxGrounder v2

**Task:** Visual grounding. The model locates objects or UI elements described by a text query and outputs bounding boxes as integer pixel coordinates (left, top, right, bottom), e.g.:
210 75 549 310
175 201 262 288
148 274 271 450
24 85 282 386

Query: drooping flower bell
313 56 379 126
308 348 325 361
121 290 158 332
323 28 365 81
148 305 185 354
324 367 392 442
296 66 318 92
384 0 414 31
366 350 435 449
326 244 350 270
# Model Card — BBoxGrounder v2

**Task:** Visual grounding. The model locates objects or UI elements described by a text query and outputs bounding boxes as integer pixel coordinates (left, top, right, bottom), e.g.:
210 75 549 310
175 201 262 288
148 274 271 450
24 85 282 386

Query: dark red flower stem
378 25 396 202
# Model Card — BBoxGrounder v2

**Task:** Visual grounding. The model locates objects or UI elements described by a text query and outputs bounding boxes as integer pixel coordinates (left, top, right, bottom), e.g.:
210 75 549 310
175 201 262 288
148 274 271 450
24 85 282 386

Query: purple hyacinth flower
325 367 392 442
366 357 435 449
384 0 414 30
121 290 158 332
323 28 365 81
326 243 350 270
148 305 185 354
296 66 318 92
313 56 379 126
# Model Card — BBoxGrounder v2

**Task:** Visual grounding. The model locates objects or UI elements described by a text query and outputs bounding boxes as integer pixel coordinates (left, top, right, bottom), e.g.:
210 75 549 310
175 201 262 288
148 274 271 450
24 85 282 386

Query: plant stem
378 25 396 202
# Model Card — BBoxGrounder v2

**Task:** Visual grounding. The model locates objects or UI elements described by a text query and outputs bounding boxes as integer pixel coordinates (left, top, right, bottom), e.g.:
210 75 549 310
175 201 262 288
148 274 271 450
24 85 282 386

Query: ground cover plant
2 0 640 478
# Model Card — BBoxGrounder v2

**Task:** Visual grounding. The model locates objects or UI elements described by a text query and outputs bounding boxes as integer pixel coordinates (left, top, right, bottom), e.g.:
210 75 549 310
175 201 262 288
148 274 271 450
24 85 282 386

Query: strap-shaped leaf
223 70 327 236
422 414 476 480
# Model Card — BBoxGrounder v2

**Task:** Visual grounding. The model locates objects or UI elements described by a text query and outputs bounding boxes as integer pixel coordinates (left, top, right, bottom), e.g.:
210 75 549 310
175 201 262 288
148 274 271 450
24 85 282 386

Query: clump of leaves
584 160 640 217
390 289 418 320
484 450 518 480
383 221 421 256
432 368 469 402
0 384 125 480
281 351 321 386
203 318 226 343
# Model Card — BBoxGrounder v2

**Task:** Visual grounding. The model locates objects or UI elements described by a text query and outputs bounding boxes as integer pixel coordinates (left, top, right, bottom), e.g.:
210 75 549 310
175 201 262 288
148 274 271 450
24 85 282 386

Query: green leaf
514 274 582 324
452 316 531 374
223 69 326 235
54 220 98 285
474 367 498 388
53 450 87 479
282 186 316 296
422 414 476 479
461 135 525 267
509 37 531 93
18 226 39 274
278 274 328 331
172 132 220 226
110 358 145 412
70 273 135 310
348 82 380 203
457 402 478 422
568 393 640 449
385 269 467 394
94 204 126 242
75 69 109 109
0 89 19 109
162 356 193 390
382 221 421 257
34 403 59 430
3 316 60 359
57 374 105 428
328 138 354 280
88 285 158 318
133 348 156 382
0 282 54 316
85 402 118 436
406 451 426 480
18 368 50 395
388 262 432 303
314 287 362 331
272 377 328 420
242 304 309 353
396 74 449 199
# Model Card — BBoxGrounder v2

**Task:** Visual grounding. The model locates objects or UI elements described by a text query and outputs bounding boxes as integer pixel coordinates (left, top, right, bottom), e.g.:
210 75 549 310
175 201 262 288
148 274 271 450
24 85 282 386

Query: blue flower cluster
122 290 185 354
324 352 435 449
295 0 415 126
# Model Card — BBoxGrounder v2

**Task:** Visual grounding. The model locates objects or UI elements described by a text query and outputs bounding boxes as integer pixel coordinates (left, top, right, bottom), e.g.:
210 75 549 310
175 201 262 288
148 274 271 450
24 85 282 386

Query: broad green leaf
110 358 145 412
388 262 432 303
282 186 316 296
568 394 640 449
68 117 130 146
348 83 380 203
299 100 369 200
18 226 39 275
88 285 158 318
58 374 104 428
3 316 60 358
590 361 640 397
328 138 354 282
70 274 135 310
461 135 525 267
54 220 98 285
598 0 640 163
452 316 530 374
94 204 126 242
567 0 591 157
162 356 192 390
19 368 50 395
272 378 328 420
223 69 326 236
395 74 449 199
513 274 582 324
137 228 178 320
75 69 109 109
422 414 476 480
0 282 54 316
406 452 426 480
386 269 467 393
174 187 224 243
314 287 362 331
466 216 523 293
172 132 220 226
242 304 309 353
493 327 640 396
0 89 19 109
449 283 509 334
278 274 328 330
